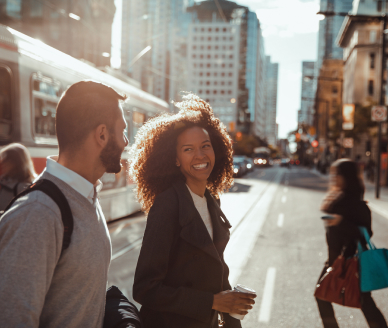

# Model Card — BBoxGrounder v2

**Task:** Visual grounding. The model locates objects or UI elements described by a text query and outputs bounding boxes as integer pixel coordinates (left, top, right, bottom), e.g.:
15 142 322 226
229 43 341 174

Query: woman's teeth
193 163 208 169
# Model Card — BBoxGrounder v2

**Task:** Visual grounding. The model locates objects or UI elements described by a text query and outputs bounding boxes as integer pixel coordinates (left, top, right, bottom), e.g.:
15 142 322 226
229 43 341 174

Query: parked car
233 156 249 175
233 162 244 177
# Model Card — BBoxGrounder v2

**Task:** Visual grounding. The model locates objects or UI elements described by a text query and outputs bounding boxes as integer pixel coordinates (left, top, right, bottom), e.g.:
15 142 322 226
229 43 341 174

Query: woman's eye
184 148 192 152
203 144 211 148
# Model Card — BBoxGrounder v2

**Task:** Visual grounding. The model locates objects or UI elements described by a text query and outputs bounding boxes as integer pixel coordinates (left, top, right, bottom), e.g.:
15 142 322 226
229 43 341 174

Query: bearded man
0 81 128 327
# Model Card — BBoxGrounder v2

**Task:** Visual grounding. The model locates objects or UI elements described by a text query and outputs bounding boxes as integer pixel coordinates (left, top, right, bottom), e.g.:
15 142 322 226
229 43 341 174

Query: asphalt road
107 165 388 327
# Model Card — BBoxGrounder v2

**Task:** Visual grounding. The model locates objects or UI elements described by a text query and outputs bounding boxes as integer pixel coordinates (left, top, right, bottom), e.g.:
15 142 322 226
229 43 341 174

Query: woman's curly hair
128 94 234 214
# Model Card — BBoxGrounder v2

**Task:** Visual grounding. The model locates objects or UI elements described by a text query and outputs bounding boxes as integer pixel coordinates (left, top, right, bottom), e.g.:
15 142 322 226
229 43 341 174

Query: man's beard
100 135 123 174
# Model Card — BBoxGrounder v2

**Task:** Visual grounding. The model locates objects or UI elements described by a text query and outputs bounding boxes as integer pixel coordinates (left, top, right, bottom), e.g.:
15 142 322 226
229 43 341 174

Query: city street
108 166 388 327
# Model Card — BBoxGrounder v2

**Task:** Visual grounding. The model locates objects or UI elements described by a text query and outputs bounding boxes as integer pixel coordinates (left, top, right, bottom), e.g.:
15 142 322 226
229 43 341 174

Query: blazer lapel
173 181 222 263
205 190 231 257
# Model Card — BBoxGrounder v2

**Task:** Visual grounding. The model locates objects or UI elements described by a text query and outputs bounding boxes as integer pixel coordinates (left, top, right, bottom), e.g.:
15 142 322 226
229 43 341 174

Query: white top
41 156 103 206
186 185 213 240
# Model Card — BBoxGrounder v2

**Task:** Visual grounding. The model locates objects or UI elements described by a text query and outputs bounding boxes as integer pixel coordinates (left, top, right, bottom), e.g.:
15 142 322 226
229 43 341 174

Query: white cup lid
234 284 256 294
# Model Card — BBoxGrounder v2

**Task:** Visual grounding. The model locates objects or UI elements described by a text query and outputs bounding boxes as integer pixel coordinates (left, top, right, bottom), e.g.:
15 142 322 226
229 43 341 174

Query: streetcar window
32 75 60 137
34 98 56 136
0 67 12 137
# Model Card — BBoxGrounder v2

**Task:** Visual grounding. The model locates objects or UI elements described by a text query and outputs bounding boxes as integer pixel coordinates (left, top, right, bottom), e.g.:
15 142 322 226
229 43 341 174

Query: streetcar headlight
263 160 267 164
234 168 238 173
258 159 263 164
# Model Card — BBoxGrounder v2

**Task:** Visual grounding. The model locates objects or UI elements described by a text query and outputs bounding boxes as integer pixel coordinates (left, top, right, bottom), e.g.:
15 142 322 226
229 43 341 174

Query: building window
207 54 211 59
228 90 232 95
209 28 212 32
208 37 212 41
199 63 203 67
332 86 338 94
193 63 197 68
193 45 197 50
192 54 196 58
193 37 197 41
378 0 382 11
223 28 227 32
201 28 205 32
229 63 233 68
0 67 12 137
200 45 204 50
370 53 375 69
6 0 21 19
230 37 233 41
228 72 232 77
370 30 377 43
199 72 203 76
368 80 374 96
214 72 218 77
230 46 233 50
221 72 225 77
222 64 225 68
215 46 219 50
213 90 218 94
207 63 211 68
199 81 203 85
216 28 219 32
215 37 219 41
207 72 210 76
214 81 218 85
206 90 210 94
200 54 204 59
221 81 225 85
229 55 233 59
206 81 210 85
208 45 211 50
228 81 232 85
221 90 225 94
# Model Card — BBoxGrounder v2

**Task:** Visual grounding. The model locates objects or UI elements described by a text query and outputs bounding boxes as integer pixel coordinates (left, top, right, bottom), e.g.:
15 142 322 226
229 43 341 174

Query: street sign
343 138 354 148
372 106 387 122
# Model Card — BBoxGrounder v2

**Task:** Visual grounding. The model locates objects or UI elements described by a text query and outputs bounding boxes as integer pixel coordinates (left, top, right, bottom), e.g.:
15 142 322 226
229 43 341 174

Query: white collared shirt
40 156 103 206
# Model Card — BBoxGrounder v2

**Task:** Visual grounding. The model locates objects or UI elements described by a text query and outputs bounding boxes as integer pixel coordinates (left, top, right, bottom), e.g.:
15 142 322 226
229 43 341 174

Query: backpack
1 179 73 256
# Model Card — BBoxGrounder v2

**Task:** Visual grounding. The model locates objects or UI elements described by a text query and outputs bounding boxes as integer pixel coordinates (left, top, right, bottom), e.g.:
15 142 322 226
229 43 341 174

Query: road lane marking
259 267 277 323
368 202 388 220
281 195 287 203
225 171 283 286
283 187 288 193
277 213 284 227
112 238 143 261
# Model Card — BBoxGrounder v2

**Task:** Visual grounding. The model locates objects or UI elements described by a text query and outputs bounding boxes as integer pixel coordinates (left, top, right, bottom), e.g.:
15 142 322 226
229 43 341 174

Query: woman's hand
212 290 256 315
324 214 343 227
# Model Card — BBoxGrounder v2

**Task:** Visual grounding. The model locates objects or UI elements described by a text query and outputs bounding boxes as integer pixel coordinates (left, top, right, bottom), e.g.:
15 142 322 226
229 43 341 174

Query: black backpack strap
4 179 73 256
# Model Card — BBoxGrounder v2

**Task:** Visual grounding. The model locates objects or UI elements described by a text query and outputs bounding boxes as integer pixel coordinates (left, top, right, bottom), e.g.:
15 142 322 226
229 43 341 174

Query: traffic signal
236 132 242 141
311 140 319 148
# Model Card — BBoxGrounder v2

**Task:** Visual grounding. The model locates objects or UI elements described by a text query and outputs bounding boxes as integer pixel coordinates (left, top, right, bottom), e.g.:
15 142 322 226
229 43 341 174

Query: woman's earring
176 162 180 167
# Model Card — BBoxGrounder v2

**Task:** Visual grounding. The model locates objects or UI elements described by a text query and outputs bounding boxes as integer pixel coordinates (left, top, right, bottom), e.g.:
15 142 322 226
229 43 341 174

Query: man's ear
95 124 109 148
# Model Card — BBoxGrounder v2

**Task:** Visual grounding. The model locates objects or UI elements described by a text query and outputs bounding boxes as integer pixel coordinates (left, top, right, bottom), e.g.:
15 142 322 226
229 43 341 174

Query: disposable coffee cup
229 284 257 320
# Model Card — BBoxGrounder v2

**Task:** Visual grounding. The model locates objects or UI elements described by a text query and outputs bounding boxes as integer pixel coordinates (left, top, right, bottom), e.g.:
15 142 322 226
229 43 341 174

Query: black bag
2 179 142 327
104 286 143 328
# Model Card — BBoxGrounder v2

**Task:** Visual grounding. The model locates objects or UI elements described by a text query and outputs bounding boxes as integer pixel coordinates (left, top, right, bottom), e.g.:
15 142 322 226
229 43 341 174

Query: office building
265 56 279 147
187 0 266 133
299 61 316 126
121 0 194 105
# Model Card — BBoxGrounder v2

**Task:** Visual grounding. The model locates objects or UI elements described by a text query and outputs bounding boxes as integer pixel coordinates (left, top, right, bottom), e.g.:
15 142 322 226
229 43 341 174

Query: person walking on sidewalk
317 159 387 328
130 94 256 328
0 81 129 327
0 143 36 210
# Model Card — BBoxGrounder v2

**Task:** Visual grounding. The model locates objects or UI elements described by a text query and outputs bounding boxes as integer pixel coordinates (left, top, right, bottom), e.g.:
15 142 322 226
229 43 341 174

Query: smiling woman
129 94 257 328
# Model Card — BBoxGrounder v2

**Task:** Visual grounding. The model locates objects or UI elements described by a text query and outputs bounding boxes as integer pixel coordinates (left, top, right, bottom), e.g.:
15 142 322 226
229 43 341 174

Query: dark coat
324 194 372 266
133 181 241 328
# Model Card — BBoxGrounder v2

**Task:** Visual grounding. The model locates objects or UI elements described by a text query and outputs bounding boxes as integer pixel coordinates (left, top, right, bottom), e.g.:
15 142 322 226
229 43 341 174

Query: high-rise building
265 56 279 147
0 0 115 67
187 21 241 130
247 12 266 139
316 0 353 73
299 62 316 126
121 0 194 106
187 0 265 133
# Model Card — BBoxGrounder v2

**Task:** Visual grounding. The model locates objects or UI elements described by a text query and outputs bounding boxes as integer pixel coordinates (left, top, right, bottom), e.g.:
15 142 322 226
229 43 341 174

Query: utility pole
376 14 387 198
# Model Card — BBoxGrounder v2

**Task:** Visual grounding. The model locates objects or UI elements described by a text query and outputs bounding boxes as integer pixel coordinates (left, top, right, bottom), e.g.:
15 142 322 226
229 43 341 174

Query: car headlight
247 164 252 169
263 160 267 164
258 159 263 164
234 168 238 173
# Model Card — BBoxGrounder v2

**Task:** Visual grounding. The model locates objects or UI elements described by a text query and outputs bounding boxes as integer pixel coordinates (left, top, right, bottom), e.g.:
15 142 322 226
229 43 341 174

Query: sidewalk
311 167 388 221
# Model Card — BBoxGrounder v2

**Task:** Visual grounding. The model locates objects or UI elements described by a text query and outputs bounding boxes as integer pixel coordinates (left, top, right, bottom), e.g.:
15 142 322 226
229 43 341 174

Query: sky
111 0 322 138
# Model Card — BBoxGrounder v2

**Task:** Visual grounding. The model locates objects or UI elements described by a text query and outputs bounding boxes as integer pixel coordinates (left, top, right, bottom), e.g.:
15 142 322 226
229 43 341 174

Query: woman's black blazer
133 180 241 328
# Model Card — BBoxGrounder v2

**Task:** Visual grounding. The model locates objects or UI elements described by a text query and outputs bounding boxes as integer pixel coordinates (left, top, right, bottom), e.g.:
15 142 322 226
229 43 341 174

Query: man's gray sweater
0 172 112 327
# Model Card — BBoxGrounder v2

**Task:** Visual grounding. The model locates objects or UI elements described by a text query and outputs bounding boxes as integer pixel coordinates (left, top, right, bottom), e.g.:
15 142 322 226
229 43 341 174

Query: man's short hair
56 80 126 151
